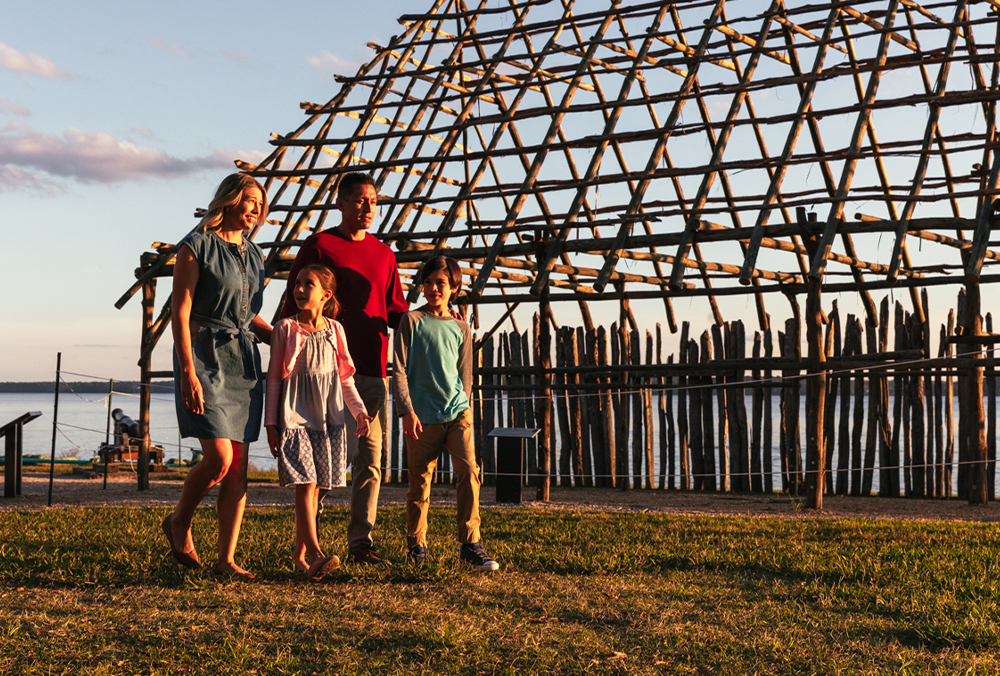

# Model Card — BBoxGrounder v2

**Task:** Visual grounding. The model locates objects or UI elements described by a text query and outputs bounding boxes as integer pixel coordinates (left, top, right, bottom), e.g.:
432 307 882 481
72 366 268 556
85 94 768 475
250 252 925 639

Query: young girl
393 256 499 571
266 264 372 581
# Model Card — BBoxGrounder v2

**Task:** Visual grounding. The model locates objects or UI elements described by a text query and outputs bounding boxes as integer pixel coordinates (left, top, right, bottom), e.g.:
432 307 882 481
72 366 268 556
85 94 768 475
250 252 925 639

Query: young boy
393 256 499 571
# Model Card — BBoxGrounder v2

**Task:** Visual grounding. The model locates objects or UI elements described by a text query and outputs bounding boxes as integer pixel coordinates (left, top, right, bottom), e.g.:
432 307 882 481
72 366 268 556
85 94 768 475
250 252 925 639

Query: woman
162 173 271 580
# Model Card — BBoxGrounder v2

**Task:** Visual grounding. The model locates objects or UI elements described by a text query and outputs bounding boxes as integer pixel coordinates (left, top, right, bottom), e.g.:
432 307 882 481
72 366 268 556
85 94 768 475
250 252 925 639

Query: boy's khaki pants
405 408 481 548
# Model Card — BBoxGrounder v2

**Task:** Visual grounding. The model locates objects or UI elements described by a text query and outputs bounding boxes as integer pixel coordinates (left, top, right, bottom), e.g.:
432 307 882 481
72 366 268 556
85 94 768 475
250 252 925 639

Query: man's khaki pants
347 375 387 553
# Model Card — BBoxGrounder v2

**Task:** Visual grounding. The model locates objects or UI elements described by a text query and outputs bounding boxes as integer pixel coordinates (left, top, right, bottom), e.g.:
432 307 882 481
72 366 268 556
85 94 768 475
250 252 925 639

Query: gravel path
4 472 1000 523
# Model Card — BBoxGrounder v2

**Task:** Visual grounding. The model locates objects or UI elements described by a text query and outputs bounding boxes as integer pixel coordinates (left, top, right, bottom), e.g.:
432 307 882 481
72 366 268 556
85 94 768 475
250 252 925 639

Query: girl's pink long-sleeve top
265 317 366 427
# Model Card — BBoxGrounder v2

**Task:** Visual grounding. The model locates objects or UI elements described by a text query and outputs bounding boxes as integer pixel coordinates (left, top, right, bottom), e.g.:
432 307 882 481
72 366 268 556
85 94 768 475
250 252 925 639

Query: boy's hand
265 425 280 458
355 413 372 438
403 411 422 440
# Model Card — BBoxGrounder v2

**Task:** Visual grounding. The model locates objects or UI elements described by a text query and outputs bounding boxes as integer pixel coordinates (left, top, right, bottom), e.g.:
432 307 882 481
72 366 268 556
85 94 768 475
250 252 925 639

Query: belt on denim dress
190 314 260 380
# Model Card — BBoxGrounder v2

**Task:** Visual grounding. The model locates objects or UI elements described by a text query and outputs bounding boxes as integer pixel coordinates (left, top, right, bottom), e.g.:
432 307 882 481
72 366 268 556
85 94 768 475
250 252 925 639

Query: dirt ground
4 472 1000 523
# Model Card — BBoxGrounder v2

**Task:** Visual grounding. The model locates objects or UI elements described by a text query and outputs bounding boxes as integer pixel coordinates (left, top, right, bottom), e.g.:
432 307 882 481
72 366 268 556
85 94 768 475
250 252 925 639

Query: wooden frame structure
119 0 1000 507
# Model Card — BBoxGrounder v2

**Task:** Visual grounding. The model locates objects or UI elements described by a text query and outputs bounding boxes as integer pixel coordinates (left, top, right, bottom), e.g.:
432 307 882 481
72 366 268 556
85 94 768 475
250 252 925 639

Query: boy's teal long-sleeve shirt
393 308 473 424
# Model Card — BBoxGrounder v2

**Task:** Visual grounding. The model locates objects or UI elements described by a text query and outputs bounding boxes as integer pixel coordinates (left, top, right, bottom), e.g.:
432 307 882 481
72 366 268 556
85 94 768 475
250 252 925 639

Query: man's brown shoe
348 548 388 566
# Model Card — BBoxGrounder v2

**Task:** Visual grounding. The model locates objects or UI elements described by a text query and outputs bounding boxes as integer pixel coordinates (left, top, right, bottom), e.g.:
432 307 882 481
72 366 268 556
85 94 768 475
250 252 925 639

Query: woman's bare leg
215 440 250 574
170 438 234 555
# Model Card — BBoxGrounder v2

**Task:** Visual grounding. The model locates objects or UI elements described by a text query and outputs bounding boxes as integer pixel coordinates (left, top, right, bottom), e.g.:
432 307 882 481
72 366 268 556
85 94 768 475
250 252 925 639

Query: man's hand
403 411 423 439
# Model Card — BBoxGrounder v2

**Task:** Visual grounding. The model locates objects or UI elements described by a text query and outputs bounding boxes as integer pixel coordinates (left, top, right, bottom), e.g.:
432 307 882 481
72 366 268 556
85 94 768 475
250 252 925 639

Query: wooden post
700 331 717 491
805 275 827 509
712 324 729 491
598 327 616 488
908 312 926 498
850 318 865 496
554 329 570 486
644 330 655 489
965 280 988 505
576 327 593 487
826 302 841 494
889 302 905 497
751 332 763 492
957 291 968 498
47 352 62 507
631 329 645 488
901 311 912 497
987 313 996 499
730 321 750 492
836 316 853 495
782 313 804 495
481 336 496 486
923 290 935 498
862 312 879 495
534 311 551 501
521 330 536 484
678 322 691 489
945 310 955 498
878 297 893 497
688 338 704 490
763 325 773 494
138 279 156 492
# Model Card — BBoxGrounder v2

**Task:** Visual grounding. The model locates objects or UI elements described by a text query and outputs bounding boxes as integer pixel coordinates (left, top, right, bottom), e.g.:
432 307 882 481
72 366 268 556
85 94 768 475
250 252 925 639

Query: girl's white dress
265 318 364 489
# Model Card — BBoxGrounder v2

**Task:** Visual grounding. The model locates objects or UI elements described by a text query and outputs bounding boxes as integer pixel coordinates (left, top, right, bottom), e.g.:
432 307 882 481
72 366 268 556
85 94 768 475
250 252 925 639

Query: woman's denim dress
173 230 265 443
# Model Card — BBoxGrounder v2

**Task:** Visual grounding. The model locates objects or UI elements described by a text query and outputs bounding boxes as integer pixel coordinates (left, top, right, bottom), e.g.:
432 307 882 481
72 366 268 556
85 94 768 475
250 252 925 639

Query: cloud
219 48 253 64
129 125 158 140
0 126 243 188
149 36 192 58
307 51 357 74
0 166 58 194
0 99 30 117
0 42 73 79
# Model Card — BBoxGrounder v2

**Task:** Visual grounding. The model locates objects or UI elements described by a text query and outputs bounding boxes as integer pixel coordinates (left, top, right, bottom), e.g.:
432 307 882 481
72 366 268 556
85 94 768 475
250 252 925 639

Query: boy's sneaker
407 545 429 564
460 542 500 572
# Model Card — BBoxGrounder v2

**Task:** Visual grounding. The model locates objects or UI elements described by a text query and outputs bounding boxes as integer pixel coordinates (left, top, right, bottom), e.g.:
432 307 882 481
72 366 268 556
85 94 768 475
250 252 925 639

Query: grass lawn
2 505 1000 675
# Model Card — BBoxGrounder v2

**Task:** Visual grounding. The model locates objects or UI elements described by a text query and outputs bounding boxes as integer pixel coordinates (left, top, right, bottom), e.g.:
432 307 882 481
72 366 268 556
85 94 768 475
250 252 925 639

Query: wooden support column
138 279 155 492
965 280 988 505
804 255 827 509
534 301 552 501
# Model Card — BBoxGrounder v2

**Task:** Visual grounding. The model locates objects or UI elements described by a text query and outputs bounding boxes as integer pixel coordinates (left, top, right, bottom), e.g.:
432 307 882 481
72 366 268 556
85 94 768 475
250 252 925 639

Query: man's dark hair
337 172 376 199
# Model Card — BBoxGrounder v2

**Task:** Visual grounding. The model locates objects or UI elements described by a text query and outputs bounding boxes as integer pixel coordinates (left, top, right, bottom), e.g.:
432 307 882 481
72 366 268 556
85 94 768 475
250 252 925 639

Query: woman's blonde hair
198 173 268 232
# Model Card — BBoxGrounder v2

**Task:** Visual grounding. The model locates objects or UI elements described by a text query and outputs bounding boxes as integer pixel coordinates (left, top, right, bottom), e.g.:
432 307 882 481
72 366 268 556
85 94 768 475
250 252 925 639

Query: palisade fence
383 292 999 501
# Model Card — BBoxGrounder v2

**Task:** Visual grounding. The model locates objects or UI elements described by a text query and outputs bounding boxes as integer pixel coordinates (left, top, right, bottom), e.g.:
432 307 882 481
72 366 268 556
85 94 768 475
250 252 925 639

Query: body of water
0 390 278 471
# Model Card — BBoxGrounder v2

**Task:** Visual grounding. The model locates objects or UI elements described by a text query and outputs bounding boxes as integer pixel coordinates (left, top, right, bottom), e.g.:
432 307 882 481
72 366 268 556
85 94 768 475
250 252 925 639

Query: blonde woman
162 173 271 580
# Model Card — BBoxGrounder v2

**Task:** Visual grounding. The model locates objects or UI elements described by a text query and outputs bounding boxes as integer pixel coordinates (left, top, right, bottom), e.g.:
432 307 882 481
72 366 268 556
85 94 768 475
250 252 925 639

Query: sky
0 1 413 381
1 1 990 384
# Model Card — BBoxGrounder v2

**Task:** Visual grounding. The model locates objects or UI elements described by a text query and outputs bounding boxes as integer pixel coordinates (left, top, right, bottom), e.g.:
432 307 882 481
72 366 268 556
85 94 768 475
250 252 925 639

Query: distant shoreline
0 381 173 394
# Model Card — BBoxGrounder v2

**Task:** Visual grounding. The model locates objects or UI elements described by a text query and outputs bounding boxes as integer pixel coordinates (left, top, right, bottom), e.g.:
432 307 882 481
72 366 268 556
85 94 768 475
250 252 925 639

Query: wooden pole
47 352 61 508
700 331 717 491
535 307 552 501
966 280 988 505
805 275 827 509
138 280 155 492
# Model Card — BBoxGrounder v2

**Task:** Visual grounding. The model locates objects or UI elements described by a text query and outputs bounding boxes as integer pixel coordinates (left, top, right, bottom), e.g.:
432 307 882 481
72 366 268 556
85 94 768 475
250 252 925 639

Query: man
280 172 408 565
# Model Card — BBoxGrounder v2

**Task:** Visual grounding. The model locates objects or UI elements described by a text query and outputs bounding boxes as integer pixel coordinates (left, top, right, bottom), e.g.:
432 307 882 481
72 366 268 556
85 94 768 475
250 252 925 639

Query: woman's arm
251 314 272 345
264 321 287 456
171 244 203 414
264 321 287 428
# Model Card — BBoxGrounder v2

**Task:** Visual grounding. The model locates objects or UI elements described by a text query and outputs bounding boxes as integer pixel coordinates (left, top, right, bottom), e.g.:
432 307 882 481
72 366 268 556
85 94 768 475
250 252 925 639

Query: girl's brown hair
298 264 340 319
